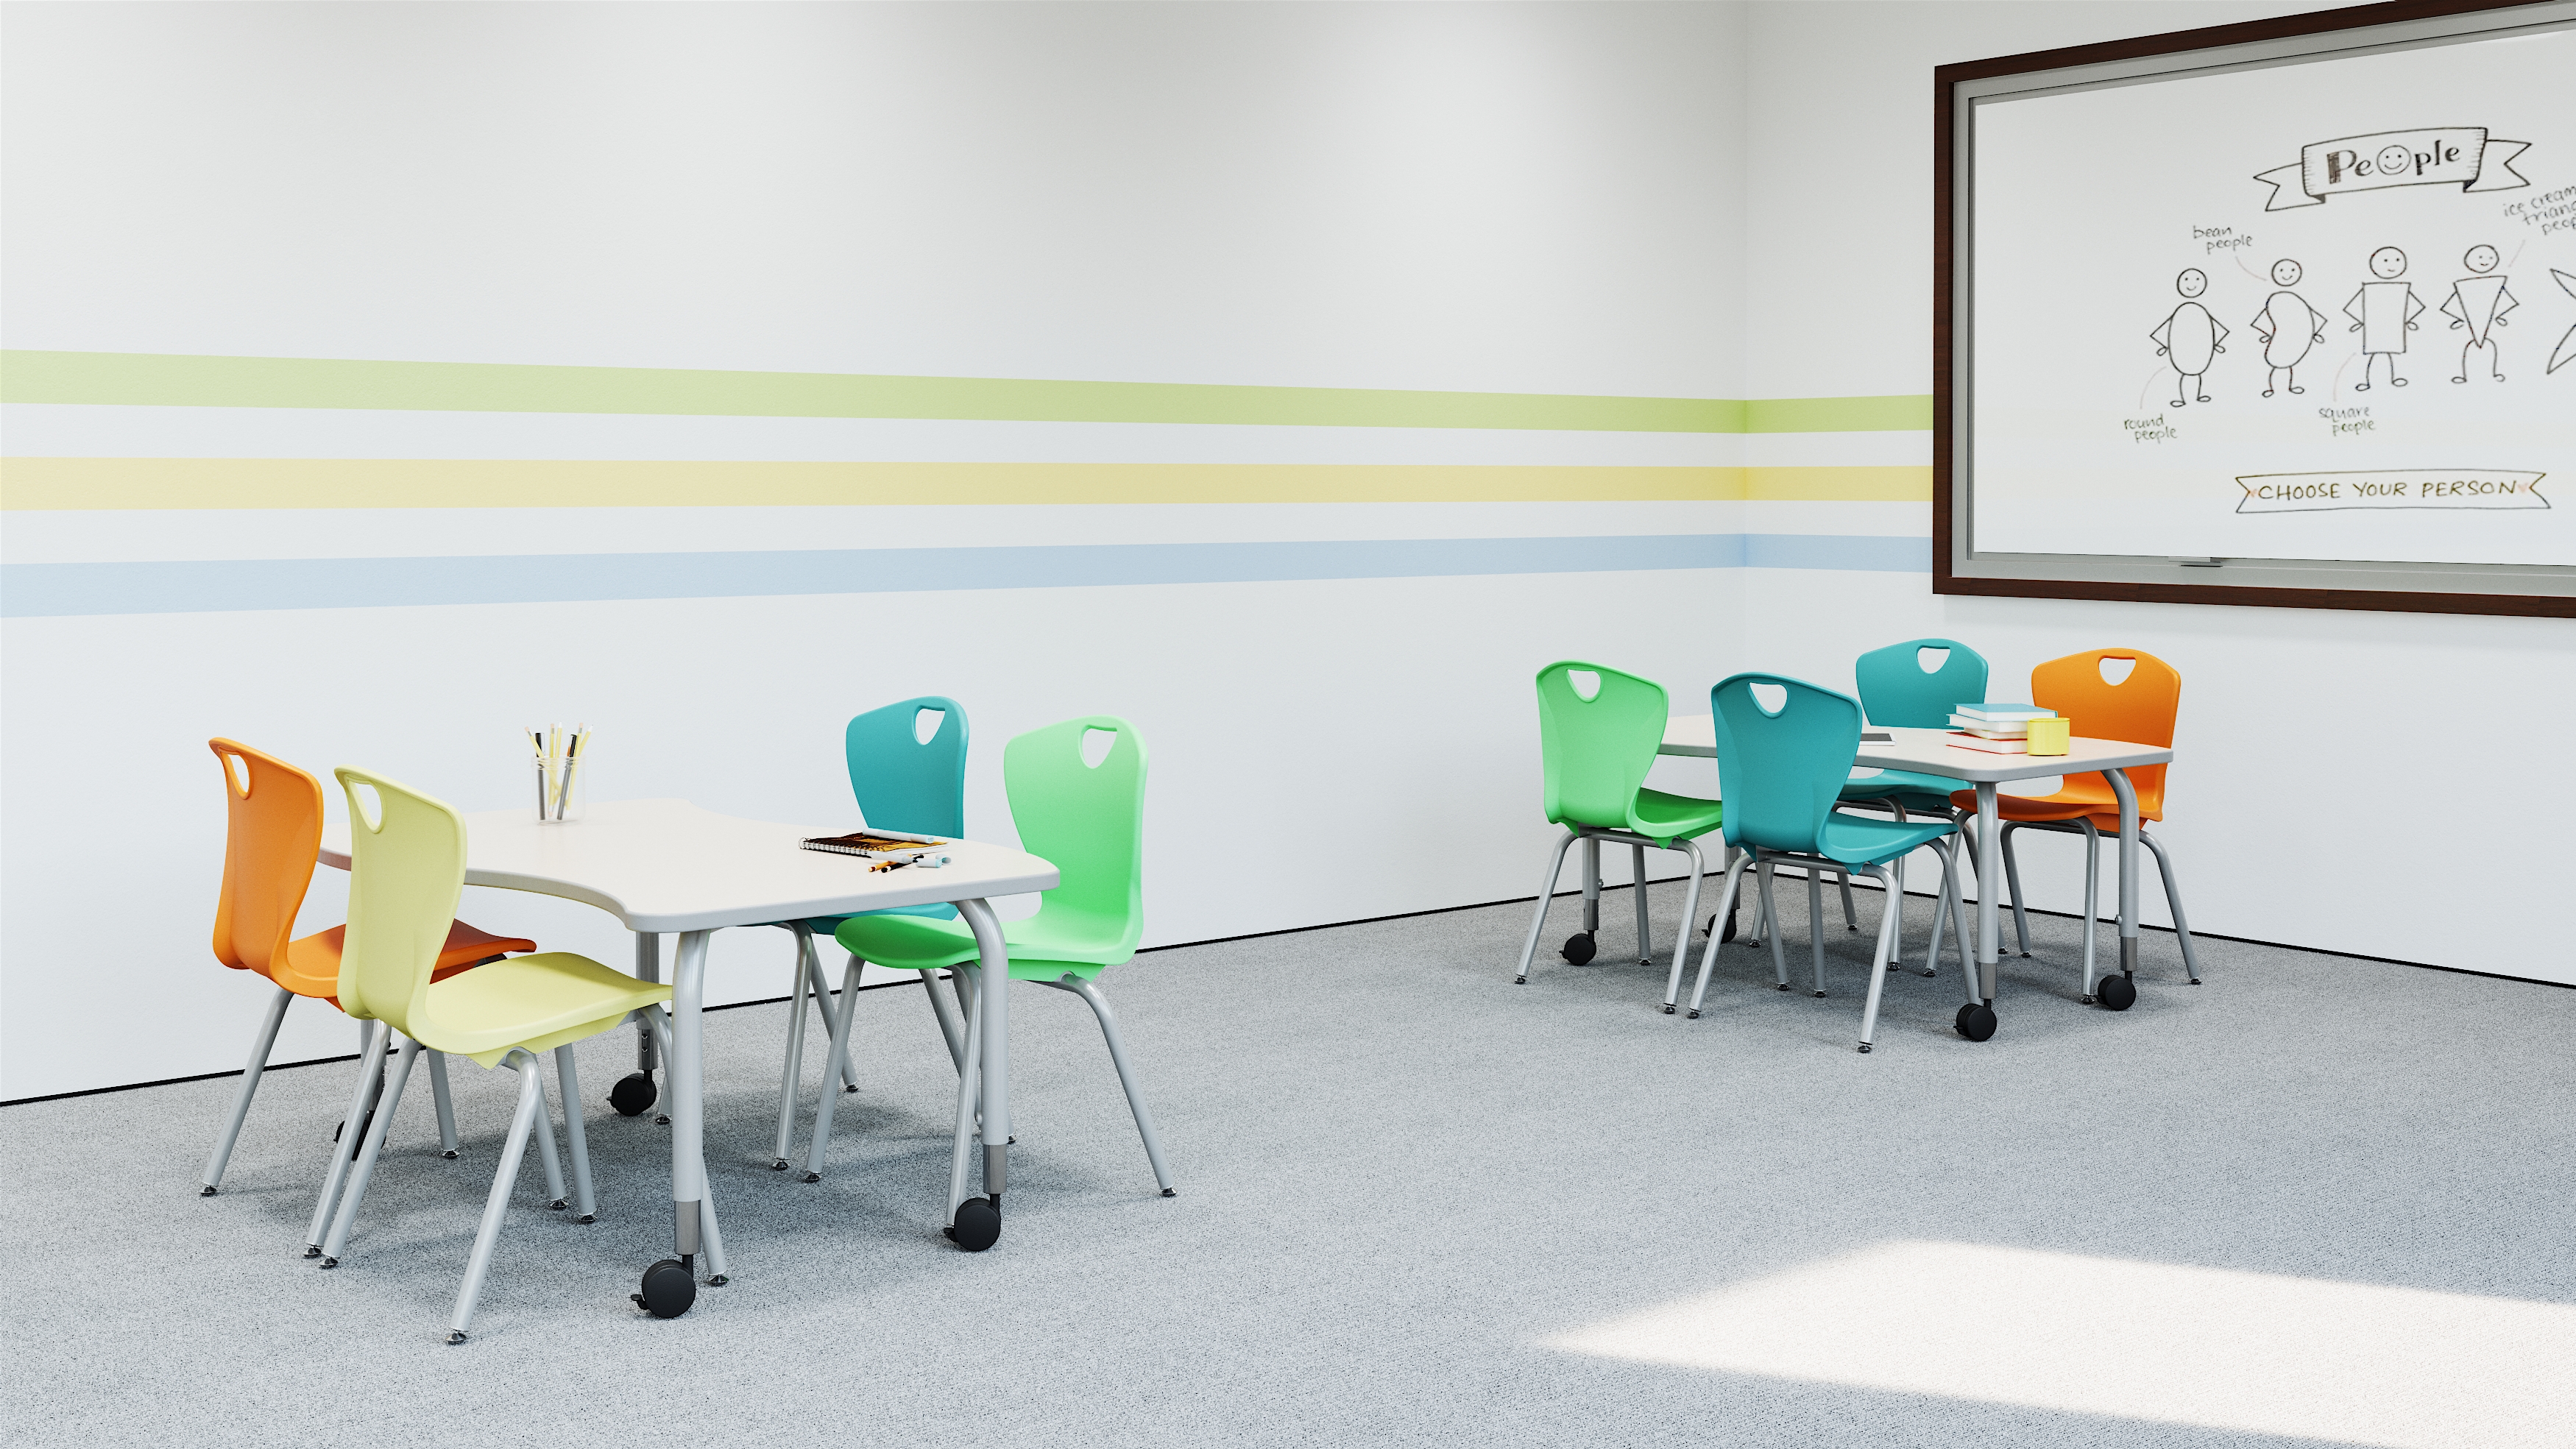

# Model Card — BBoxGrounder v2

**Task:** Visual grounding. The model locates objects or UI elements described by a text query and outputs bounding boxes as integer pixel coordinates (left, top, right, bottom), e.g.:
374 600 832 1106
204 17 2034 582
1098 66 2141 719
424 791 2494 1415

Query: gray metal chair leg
2001 823 2034 955
1806 871 1827 996
1580 836 1602 936
1630 843 1652 966
1661 838 1706 1013
1046 976 1175 1195
448 1049 546 1345
1512 829 1579 984
528 1063 570 1211
804 943 860 1091
799 955 868 1182
426 1049 461 1158
923 966 966 1071
319 1035 421 1264
2141 829 2204 983
1837 871 1858 931
553 1049 597 1222
306 1019 389 1256
1685 855 1750 1017
202 985 293 1194
1758 861 1790 988
771 930 815 1169
1855 862 1905 1050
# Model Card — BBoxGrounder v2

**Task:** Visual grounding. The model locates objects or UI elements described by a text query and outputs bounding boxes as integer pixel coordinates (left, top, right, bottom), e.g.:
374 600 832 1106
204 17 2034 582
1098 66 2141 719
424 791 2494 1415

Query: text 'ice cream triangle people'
2344 245 2422 391
2250 258 2327 397
2151 268 2227 406
2441 244 2518 384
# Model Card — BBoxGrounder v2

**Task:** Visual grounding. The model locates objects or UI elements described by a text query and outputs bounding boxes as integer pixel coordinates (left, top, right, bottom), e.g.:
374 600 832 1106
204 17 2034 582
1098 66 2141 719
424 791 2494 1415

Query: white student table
319 798 1056 1311
1659 721 2173 1032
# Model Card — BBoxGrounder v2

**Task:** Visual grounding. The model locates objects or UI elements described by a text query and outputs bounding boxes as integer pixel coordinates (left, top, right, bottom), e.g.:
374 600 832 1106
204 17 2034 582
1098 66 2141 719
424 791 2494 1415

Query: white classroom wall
6 1 2567 1103
0 2 1754 1099
1740 0 2576 979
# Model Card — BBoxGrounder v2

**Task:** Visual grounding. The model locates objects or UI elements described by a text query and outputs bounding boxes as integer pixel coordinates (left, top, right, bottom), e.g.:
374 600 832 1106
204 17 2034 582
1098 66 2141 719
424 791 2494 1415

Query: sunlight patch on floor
1543 1240 2575 1448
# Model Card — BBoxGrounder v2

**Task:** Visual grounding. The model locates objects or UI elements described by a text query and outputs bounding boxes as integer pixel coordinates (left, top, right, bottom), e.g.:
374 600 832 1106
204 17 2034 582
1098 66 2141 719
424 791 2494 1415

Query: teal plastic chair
1512 662 1725 1013
1840 638 1988 813
1684 674 1981 1050
765 697 973 1173
809 716 1173 1206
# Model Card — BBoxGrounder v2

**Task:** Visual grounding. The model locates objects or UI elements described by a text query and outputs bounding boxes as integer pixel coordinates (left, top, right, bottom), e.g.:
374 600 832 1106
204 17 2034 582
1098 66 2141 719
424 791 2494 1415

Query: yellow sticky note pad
2025 718 2072 756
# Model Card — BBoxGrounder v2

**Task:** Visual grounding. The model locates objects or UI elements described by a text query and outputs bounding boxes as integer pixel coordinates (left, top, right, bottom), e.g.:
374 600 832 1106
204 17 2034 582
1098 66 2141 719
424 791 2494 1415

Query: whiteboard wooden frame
1933 0 2576 617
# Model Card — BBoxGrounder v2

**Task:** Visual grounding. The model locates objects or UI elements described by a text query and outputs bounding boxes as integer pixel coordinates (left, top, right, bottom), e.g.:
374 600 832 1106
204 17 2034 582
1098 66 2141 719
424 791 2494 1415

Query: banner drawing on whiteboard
2254 127 2531 210
2236 470 2547 514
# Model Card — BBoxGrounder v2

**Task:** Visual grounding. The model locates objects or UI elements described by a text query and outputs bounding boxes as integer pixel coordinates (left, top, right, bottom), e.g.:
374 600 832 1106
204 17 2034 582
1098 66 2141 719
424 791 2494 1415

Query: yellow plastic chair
314 766 670 1345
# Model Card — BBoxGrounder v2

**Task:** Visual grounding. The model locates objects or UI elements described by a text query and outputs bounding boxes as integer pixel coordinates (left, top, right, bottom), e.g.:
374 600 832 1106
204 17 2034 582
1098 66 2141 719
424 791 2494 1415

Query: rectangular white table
322 797 1057 1308
1659 720 2174 1030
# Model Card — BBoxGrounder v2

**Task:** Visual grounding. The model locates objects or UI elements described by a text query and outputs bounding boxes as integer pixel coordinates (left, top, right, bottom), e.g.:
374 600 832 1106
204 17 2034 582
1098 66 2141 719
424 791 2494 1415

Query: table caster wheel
946 1196 1002 1253
1560 932 1596 966
2098 972 2137 1011
636 1258 696 1318
770 1158 789 1172
1956 1002 1998 1042
1707 910 1740 943
608 1072 657 1118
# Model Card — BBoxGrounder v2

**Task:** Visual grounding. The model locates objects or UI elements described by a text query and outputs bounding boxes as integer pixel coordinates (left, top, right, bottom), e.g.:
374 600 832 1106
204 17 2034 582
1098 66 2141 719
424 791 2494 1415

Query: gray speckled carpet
5 886 2570 1448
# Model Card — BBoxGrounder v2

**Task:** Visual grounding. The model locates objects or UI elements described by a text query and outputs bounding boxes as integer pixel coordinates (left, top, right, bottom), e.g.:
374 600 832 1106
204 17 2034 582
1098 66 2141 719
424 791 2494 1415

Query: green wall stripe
0 351 1929 435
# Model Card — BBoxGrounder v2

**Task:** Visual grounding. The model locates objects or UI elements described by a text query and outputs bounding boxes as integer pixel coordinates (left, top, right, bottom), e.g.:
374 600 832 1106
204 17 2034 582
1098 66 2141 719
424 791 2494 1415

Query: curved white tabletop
318 797 1058 932
1660 720 2172 782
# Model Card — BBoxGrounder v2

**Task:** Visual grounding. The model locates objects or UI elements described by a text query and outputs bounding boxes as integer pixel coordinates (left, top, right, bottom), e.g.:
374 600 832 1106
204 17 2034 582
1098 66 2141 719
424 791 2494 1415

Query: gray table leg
2106 768 2142 976
1974 782 2000 1002
670 928 718 1281
957 899 1011 1232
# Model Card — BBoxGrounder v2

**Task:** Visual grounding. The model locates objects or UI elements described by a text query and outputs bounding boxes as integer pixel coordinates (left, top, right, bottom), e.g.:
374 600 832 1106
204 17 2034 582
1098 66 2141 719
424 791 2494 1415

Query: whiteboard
1947 4 2576 608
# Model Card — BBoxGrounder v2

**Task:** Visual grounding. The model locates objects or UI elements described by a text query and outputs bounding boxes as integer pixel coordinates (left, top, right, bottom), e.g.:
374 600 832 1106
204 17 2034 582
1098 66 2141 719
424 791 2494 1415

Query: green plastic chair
1512 662 1725 1013
314 766 672 1344
1683 674 1981 1051
813 716 1172 1201
760 697 972 1174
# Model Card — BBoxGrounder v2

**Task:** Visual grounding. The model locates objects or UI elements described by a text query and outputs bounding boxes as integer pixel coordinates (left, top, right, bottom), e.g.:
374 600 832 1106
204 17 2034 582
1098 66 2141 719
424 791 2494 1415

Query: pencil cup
2024 717 2072 756
536 753 586 823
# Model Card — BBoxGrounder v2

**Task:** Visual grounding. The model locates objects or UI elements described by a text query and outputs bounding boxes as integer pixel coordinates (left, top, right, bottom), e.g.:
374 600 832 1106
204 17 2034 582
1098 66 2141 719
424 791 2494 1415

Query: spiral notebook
799 829 950 857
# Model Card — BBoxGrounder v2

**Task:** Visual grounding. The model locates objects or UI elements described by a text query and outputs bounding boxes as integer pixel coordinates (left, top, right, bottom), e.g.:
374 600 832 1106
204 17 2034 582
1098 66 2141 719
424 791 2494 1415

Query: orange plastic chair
1949 649 2201 1006
199 738 535 1201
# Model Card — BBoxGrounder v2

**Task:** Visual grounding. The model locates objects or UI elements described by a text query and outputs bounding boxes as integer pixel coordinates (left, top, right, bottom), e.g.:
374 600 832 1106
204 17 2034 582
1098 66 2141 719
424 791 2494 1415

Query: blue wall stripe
1 533 1931 617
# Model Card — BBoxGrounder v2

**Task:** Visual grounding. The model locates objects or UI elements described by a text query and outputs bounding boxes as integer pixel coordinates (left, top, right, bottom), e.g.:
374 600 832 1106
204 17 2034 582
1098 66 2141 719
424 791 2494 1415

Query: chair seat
837 910 1128 981
1839 768 1966 812
275 919 536 1002
790 901 957 936
1809 810 1957 868
414 952 673 1067
1949 783 2163 832
1628 787 1724 846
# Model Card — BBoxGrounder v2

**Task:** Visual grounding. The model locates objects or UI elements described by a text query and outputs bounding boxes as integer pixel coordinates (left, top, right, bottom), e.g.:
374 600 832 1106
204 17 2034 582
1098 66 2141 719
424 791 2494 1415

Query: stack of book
1946 703 2056 753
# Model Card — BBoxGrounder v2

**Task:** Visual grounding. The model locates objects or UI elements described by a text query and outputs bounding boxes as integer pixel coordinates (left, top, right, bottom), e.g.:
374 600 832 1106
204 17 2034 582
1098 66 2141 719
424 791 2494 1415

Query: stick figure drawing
2151 268 2226 405
2249 258 2327 397
2554 270 2576 375
2344 246 2423 391
2441 244 2519 384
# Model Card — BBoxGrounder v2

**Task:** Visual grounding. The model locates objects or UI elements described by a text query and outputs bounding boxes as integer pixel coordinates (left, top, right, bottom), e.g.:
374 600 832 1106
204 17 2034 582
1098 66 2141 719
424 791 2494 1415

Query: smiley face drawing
2441 243 2519 384
2375 144 2412 177
2344 246 2424 390
2250 258 2327 397
2150 269 2228 405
